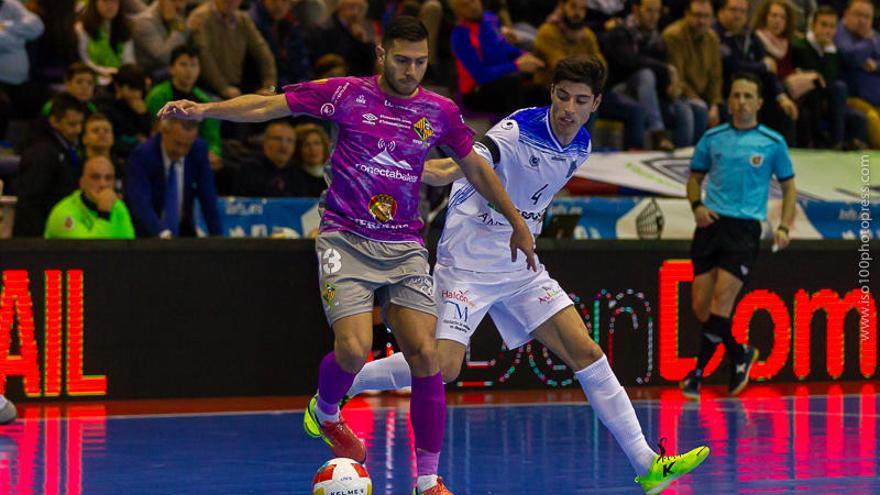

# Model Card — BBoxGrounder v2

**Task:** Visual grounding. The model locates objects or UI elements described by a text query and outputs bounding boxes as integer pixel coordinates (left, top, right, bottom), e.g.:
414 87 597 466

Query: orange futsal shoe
319 418 366 464
413 477 454 495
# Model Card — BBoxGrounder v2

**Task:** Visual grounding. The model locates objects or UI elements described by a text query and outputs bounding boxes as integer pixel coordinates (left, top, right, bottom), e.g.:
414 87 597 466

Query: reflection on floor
0 382 877 494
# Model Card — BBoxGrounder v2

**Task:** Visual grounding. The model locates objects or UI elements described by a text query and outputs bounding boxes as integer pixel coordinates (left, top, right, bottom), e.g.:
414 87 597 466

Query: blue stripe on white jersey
437 106 592 273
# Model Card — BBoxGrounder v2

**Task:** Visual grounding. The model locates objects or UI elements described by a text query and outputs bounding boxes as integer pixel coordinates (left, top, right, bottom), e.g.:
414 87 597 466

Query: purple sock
411 373 446 476
317 352 356 416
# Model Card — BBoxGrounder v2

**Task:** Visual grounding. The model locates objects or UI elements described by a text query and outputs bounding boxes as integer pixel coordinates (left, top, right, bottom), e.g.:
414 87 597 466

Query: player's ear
592 93 602 112
375 44 386 64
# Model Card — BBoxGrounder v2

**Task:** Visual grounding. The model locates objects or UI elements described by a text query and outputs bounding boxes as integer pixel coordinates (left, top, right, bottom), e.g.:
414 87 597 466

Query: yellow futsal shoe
303 393 351 442
303 394 324 440
635 444 710 494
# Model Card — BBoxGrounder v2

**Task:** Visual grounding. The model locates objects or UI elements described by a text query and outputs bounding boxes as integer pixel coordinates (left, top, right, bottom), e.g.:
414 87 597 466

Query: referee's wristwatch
690 199 703 211
776 225 789 234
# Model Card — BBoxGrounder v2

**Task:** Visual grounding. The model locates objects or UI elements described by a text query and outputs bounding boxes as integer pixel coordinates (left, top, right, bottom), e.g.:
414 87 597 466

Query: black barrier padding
0 239 875 400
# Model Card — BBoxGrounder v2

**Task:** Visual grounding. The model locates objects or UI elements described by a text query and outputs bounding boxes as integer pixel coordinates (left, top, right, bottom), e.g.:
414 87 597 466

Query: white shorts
434 263 574 349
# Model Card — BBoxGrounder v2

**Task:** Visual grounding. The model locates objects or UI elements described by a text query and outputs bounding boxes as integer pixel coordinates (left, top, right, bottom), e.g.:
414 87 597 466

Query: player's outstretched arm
422 158 464 186
455 149 537 271
156 94 290 123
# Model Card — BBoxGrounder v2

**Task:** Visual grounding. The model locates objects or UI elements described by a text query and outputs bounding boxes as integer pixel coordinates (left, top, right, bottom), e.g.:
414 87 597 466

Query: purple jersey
284 76 475 244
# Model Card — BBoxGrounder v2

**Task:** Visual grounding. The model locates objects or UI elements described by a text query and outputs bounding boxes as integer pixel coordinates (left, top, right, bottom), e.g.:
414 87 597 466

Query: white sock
314 401 340 424
348 352 412 396
575 355 657 476
416 475 439 493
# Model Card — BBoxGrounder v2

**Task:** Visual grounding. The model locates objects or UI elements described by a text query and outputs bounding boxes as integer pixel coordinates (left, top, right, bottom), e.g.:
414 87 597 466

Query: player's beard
384 68 420 97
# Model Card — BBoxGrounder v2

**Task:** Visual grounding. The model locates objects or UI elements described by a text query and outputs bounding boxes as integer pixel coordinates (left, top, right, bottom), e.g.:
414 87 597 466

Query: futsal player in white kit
342 55 710 494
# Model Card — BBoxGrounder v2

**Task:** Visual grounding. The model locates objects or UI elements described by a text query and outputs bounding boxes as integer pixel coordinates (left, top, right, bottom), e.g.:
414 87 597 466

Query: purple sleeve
436 101 475 159
283 78 344 120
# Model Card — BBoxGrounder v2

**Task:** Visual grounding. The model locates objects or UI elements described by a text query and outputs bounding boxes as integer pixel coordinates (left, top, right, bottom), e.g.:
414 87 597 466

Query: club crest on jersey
368 194 398 223
321 282 337 305
413 117 434 142
529 156 539 168
63 216 75 230
750 153 764 167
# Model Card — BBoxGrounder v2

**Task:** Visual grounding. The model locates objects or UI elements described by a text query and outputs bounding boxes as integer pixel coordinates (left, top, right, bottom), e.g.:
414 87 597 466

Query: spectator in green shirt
145 44 223 169
44 155 135 239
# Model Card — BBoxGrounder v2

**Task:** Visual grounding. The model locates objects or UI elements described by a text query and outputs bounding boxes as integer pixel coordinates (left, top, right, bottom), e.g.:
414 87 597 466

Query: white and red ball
312 457 372 495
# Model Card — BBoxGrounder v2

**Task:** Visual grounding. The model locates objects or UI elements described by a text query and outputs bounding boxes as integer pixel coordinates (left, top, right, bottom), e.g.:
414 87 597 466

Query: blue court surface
0 384 877 494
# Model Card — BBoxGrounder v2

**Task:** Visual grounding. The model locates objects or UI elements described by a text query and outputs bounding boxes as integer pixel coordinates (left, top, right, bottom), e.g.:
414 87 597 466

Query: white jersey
437 106 592 273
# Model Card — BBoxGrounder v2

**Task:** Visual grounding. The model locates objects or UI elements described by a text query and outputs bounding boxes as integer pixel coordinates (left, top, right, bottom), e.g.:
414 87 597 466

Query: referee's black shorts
690 216 762 282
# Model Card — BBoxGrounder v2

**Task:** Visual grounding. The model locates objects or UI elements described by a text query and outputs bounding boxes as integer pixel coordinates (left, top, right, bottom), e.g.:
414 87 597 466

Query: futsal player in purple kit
158 16 536 495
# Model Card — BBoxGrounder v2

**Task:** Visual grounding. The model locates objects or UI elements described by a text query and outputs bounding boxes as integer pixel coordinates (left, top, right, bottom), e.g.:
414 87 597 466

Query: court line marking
8 393 878 422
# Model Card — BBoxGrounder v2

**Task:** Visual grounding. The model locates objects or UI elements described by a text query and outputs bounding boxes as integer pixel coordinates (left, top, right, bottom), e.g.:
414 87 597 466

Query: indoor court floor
0 382 876 494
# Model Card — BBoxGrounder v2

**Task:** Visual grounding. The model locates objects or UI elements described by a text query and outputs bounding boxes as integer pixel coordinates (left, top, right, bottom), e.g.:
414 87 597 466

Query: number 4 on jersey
531 184 549 206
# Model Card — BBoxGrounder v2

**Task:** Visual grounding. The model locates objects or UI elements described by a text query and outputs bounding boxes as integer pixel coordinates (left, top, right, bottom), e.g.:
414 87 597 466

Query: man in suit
125 118 222 237
13 93 86 237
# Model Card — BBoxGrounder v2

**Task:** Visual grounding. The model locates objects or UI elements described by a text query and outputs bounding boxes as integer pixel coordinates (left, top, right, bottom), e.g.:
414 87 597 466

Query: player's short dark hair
65 62 95 82
382 15 428 47
730 72 764 95
114 64 147 93
170 44 200 66
553 55 607 95
50 92 87 120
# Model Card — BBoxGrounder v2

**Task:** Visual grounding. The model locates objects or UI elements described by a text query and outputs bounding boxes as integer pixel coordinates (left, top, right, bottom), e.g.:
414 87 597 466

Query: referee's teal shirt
690 123 795 221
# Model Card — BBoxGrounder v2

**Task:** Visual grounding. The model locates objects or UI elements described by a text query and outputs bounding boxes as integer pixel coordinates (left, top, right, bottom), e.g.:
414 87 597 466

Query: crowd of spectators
0 0 877 238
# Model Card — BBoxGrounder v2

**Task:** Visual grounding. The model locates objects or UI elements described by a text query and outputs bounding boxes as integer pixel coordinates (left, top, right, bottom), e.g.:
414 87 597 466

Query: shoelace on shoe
655 438 685 462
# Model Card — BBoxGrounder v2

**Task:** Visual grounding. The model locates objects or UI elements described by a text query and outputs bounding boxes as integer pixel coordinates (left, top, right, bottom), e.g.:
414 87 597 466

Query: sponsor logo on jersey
750 154 764 167
442 289 476 308
368 194 398 223
537 285 563 304
362 113 378 125
413 117 434 142
484 202 546 222
378 139 396 152
353 218 410 230
330 82 350 104
357 149 419 182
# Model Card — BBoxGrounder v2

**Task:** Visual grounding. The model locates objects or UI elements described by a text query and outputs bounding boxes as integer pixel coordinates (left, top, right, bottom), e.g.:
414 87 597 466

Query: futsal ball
312 457 372 495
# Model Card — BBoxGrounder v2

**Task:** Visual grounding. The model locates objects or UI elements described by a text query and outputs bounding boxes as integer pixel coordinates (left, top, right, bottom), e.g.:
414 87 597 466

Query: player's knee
440 360 462 384
405 340 439 376
334 336 371 372
570 338 604 370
